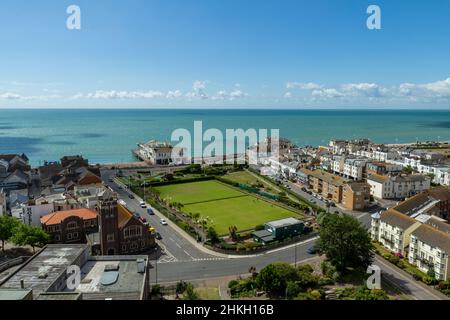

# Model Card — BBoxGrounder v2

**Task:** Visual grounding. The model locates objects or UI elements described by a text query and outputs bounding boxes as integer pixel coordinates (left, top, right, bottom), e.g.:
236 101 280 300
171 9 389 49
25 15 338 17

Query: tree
0 215 20 253
256 263 299 294
229 225 238 242
207 227 220 244
183 283 200 300
316 214 374 274
11 224 50 253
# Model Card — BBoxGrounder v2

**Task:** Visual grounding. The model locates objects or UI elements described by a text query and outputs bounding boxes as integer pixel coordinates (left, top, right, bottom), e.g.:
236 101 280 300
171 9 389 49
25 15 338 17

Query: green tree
183 283 200 300
316 214 374 274
11 224 50 253
256 262 299 294
207 227 220 244
0 215 20 253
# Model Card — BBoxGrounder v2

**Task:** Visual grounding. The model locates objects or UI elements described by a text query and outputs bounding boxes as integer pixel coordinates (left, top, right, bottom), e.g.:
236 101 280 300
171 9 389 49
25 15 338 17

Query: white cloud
284 92 292 98
0 92 21 100
0 92 59 101
166 90 183 99
211 89 248 101
85 90 164 99
341 83 388 98
312 88 343 99
287 82 322 90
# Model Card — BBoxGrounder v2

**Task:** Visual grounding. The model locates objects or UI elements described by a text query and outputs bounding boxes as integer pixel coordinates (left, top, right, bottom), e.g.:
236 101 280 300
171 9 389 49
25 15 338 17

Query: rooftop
40 208 98 226
267 217 302 228
301 169 348 186
380 209 418 230
412 224 450 253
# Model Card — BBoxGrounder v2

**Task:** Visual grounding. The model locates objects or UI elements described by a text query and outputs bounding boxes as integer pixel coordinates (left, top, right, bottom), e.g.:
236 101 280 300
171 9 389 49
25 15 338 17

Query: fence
0 256 30 273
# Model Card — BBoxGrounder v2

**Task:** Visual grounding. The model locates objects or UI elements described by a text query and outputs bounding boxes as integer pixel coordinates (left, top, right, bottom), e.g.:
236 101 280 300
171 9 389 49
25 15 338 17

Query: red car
140 217 147 223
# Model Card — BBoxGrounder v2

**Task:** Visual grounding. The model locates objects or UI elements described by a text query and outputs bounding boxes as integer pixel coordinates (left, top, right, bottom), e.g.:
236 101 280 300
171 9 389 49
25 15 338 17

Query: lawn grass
154 180 304 235
155 180 244 204
224 171 262 185
195 287 221 300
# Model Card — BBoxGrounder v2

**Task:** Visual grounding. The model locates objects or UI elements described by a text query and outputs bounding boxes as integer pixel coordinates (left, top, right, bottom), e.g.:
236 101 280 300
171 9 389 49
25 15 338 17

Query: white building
136 140 187 165
371 209 421 255
343 158 368 181
408 221 450 280
367 174 431 199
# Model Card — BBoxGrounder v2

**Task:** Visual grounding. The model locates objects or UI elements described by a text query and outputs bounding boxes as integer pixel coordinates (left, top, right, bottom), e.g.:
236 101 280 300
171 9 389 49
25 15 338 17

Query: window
72 232 79 239
67 233 72 240
107 233 115 242
67 221 78 230
124 225 142 239
54 234 61 241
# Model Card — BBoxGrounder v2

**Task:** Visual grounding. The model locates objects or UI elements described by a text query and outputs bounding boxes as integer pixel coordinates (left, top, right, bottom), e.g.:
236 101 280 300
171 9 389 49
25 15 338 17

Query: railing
0 256 30 273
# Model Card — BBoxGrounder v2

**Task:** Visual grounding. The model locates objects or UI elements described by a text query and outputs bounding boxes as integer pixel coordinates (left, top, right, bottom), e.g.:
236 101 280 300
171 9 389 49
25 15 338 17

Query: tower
97 188 120 255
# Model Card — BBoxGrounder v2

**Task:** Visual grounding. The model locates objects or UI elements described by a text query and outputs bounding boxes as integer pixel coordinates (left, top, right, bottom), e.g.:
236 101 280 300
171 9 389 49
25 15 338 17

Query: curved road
101 168 447 300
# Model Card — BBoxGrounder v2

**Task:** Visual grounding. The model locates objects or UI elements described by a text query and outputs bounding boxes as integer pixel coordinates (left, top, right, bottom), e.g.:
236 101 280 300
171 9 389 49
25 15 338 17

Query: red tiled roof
40 208 97 226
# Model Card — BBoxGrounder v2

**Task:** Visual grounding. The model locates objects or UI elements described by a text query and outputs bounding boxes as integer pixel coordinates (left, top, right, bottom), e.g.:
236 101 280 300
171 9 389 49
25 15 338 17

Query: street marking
175 243 182 248
183 250 195 260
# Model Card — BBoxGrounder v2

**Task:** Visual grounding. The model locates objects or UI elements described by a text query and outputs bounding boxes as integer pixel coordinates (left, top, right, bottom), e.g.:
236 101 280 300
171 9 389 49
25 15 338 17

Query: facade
301 169 348 203
342 182 371 211
342 158 368 181
367 162 403 175
408 224 450 280
40 208 98 244
367 173 430 199
97 189 155 255
371 209 421 255
136 140 186 165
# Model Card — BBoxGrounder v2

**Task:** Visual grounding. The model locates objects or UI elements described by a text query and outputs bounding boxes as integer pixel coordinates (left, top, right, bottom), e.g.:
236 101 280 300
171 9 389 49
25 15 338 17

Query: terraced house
371 209 421 256
408 217 450 280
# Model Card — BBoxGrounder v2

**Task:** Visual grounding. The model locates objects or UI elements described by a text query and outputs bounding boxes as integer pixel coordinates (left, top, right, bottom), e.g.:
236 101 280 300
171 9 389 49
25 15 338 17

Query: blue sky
0 0 449 108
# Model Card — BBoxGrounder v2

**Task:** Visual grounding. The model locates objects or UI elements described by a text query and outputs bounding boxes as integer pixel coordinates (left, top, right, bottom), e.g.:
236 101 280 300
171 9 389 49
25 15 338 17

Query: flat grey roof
267 217 302 228
0 244 87 295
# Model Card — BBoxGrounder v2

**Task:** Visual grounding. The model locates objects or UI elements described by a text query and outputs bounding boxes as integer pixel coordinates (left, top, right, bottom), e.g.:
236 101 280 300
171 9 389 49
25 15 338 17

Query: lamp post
294 242 297 268
154 246 158 285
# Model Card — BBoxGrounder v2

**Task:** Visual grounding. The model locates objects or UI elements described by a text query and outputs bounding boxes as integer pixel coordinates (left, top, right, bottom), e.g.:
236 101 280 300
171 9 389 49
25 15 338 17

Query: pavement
100 168 448 300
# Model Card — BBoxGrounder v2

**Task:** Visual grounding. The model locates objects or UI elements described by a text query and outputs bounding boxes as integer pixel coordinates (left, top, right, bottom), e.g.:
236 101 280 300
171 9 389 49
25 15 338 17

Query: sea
1 108 450 166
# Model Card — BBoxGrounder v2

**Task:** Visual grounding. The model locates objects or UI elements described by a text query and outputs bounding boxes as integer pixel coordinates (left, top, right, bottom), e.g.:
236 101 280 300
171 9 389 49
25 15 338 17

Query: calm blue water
1 109 450 166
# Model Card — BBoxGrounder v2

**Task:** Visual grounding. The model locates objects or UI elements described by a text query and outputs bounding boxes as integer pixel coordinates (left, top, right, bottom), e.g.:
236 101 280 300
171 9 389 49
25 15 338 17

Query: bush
176 281 188 294
318 277 335 286
255 224 265 231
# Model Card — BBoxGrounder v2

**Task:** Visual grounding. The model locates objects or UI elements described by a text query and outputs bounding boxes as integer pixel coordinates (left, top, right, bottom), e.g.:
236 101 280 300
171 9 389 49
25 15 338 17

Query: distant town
0 137 449 300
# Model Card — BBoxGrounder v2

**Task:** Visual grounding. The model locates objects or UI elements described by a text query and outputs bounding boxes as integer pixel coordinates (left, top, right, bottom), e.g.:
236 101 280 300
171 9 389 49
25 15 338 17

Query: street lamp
154 246 158 285
294 242 297 268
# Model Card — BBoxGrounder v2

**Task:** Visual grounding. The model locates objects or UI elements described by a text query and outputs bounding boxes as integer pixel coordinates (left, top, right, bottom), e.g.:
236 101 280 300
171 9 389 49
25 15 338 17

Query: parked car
128 194 135 199
140 217 147 223
307 246 318 254
134 212 141 219
147 208 154 215
160 219 168 225
155 232 162 240
139 201 146 208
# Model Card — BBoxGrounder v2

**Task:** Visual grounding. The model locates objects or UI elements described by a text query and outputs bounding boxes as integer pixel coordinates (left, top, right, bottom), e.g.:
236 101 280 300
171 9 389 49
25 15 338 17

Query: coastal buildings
302 168 348 203
0 244 150 300
342 182 371 211
367 173 430 199
371 187 450 271
408 221 450 280
135 140 187 165
371 209 421 255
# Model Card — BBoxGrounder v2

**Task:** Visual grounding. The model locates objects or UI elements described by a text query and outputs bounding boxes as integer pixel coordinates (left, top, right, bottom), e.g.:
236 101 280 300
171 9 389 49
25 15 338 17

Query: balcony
380 235 395 246
417 256 434 268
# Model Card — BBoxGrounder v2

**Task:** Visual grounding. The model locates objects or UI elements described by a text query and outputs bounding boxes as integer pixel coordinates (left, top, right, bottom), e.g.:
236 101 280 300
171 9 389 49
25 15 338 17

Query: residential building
343 158 368 181
371 209 421 255
367 173 430 199
40 208 98 244
135 140 186 165
367 162 403 175
301 169 348 203
342 182 371 211
0 244 149 300
408 223 450 280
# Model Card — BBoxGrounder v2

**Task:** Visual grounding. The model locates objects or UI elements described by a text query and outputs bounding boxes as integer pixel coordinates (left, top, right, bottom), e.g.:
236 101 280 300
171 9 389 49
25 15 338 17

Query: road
100 168 447 300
